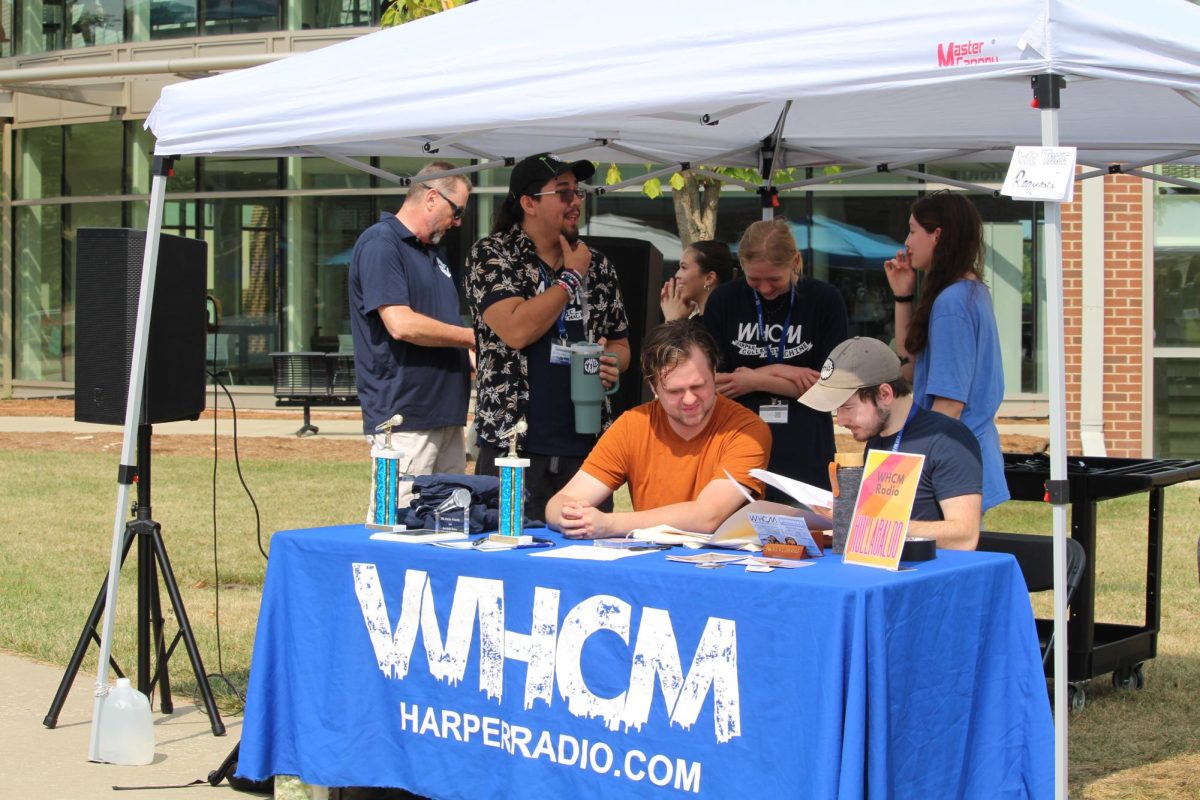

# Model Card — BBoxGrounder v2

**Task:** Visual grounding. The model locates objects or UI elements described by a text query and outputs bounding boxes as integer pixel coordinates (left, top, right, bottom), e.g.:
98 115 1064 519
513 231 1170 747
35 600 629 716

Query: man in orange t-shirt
546 321 771 539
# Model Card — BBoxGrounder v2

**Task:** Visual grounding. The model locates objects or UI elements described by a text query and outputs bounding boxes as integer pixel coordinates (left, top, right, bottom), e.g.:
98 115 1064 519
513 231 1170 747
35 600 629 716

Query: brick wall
1060 174 1146 456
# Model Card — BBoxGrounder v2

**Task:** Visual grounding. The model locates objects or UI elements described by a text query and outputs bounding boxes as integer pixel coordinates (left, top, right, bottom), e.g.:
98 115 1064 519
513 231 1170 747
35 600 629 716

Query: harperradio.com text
399 701 703 793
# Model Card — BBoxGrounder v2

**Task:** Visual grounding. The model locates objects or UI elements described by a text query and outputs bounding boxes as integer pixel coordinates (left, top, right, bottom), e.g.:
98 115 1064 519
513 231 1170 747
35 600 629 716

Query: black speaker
74 228 207 425
588 236 667 416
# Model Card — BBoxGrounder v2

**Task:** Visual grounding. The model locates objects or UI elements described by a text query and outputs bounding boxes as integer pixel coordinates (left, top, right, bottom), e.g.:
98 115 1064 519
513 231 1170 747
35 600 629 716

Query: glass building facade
7 121 1050 395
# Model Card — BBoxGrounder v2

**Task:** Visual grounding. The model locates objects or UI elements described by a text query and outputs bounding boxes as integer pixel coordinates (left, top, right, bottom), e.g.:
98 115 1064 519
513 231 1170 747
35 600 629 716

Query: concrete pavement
0 650 245 799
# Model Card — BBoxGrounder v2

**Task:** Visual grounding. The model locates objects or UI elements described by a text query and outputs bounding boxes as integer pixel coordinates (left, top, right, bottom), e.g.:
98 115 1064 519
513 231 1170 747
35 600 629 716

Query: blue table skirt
238 526 1052 799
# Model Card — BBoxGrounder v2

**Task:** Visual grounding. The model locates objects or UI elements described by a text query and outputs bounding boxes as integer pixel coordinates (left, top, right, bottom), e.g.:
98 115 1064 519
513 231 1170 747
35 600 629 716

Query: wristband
556 268 584 304
893 294 914 303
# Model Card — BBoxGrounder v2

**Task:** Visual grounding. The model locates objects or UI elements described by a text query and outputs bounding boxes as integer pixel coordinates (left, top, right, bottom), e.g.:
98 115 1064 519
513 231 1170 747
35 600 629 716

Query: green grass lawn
1 445 1197 798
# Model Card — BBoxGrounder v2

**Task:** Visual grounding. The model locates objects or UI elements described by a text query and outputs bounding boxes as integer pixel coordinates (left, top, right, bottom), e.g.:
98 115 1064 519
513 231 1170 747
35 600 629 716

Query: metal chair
977 532 1086 668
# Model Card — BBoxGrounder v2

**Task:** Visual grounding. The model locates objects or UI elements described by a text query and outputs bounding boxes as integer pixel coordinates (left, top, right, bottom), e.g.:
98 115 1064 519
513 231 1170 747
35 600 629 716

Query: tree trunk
672 173 722 247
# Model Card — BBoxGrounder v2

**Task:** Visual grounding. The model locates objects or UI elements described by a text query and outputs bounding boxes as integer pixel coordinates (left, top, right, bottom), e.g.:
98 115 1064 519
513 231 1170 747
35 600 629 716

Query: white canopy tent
90 0 1200 794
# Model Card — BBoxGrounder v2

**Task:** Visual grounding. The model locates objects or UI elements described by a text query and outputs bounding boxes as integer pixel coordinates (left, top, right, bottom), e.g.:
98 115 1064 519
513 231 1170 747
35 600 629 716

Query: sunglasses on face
426 184 465 220
531 187 587 203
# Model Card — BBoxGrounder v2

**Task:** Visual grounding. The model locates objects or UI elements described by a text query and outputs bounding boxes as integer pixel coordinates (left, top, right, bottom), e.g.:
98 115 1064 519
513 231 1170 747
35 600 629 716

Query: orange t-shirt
581 395 771 510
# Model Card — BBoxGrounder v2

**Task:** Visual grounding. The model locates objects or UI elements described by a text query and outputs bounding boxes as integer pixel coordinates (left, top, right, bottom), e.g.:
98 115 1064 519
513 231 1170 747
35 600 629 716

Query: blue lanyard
891 403 919 452
538 261 570 342
753 285 795 365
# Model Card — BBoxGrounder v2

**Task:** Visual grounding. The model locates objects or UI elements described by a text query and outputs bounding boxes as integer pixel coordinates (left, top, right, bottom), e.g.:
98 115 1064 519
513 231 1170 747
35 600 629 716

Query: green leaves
380 0 468 29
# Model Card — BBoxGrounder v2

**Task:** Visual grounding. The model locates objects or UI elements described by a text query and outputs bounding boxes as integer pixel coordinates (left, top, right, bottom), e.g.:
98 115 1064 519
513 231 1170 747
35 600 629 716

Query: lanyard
538 261 570 341
753 284 795 365
891 403 919 452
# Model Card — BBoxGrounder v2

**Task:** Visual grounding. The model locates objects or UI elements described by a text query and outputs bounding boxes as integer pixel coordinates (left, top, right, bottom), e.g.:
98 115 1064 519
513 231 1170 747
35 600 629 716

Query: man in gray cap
799 337 983 549
465 153 630 518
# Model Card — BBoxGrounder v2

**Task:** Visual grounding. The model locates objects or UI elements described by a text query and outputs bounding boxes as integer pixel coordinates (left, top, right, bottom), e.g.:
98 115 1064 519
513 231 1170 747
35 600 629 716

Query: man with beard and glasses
545 322 770 539
798 337 983 549
465 153 630 519
349 161 475 507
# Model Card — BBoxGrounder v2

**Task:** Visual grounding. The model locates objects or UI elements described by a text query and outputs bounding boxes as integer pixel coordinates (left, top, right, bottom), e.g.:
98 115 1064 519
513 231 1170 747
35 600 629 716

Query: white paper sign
1001 146 1077 203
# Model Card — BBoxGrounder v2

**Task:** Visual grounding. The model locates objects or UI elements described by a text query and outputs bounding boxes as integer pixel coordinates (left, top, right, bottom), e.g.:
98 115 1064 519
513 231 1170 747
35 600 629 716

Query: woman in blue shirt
884 192 1010 513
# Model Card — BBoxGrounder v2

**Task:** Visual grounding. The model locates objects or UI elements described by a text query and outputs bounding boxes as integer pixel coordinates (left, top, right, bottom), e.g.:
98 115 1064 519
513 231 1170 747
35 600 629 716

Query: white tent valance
147 0 1200 174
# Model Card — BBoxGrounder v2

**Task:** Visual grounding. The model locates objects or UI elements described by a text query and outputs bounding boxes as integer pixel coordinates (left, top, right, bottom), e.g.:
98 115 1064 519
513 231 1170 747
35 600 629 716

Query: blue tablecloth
238 526 1052 799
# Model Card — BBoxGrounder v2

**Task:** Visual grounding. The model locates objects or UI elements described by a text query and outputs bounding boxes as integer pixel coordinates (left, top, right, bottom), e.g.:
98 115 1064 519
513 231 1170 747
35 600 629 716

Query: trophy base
488 533 534 546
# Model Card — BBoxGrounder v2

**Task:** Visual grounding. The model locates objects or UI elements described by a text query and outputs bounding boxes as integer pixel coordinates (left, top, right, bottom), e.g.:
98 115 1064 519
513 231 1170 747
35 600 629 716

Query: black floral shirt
465 226 629 450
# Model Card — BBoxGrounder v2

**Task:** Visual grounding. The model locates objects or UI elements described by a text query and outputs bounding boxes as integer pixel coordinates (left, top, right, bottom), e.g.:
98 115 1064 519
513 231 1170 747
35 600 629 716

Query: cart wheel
1112 663 1146 691
1068 683 1086 712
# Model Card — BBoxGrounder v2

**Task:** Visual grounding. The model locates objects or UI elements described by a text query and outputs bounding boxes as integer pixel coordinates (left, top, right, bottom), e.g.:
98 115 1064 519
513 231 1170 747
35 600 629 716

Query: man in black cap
798 337 983 549
465 153 630 518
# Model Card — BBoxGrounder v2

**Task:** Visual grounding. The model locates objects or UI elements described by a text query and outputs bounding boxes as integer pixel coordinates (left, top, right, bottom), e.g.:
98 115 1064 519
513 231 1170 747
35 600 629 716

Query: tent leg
1039 85 1070 800
88 159 174 763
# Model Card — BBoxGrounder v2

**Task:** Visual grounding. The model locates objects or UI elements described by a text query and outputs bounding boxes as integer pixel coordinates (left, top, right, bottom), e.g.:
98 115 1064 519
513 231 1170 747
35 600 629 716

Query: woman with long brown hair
884 192 1009 513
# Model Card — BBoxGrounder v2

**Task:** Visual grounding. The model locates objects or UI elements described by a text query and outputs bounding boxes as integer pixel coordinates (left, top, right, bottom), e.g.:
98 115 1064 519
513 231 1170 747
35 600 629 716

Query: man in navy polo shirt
349 161 475 506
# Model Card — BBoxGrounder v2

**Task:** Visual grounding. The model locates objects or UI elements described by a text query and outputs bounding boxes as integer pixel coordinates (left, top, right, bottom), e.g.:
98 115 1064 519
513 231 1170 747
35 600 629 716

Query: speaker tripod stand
44 422 225 736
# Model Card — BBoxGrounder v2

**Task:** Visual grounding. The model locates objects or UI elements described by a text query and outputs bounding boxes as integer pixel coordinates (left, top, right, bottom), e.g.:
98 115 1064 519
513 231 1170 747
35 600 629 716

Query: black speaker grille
74 228 207 425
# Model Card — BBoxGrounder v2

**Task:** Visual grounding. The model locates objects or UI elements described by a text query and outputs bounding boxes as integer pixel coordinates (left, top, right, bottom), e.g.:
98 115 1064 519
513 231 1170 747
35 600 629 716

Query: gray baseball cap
798 337 902 412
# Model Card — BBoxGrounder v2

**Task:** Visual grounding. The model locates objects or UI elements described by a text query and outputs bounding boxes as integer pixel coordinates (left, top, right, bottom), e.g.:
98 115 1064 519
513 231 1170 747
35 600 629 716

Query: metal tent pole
88 157 174 762
1035 74 1070 800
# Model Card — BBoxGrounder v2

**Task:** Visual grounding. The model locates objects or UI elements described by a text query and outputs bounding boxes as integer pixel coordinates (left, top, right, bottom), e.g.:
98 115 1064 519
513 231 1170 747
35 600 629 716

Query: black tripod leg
148 544 175 714
208 741 240 786
44 528 136 729
150 528 226 735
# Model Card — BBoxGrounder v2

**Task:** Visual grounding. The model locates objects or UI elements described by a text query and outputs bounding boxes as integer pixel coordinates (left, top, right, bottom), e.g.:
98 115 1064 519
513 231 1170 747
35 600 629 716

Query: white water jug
96 678 154 765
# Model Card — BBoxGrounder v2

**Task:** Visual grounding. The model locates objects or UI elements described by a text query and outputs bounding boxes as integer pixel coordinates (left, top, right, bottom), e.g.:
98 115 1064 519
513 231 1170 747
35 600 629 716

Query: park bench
269 352 359 436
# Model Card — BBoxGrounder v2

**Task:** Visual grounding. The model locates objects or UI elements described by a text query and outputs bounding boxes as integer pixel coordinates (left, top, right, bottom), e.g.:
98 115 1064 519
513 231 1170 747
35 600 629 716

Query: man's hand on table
558 500 615 539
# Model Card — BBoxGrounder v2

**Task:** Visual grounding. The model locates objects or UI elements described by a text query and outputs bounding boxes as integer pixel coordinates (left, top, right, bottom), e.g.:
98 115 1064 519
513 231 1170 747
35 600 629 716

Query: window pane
200 156 281 192
13 205 66 380
14 126 63 201
65 120 123 196
288 195 374 351
147 0 198 38
1153 358 1200 457
202 0 280 35
296 0 372 29
205 198 280 384
14 0 125 53
1153 192 1200 348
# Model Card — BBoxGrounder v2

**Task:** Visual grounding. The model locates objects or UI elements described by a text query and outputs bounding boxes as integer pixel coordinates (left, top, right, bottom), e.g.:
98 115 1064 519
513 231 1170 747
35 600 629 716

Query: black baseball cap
508 153 596 198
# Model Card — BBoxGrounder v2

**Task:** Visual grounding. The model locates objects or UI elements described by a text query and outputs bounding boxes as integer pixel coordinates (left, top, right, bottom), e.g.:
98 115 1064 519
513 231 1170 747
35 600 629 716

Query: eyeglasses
425 184 465 220
531 187 587 203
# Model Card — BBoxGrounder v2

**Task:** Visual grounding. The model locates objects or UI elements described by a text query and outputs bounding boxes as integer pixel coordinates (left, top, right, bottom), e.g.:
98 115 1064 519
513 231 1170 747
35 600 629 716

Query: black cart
1002 453 1200 707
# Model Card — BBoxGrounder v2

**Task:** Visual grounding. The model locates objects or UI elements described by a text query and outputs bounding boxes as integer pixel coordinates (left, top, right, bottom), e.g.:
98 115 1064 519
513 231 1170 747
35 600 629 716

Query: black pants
475 444 613 523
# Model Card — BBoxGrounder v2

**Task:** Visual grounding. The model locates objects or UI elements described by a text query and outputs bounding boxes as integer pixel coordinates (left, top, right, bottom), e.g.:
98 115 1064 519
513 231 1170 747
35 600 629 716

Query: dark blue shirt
523 263 593 457
702 276 848 489
348 214 470 433
865 405 982 521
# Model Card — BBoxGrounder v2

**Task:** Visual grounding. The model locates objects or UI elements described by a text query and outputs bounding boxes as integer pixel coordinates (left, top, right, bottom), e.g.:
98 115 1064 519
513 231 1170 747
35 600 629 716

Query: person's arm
884 249 917 382
597 335 631 388
553 476 750 539
378 305 474 348
930 396 965 420
545 470 617 533
907 493 981 550
477 234 590 350
481 290 571 350
715 365 815 399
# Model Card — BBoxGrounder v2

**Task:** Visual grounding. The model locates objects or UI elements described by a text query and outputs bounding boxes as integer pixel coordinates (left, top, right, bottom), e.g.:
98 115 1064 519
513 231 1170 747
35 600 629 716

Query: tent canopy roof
147 0 1200 173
